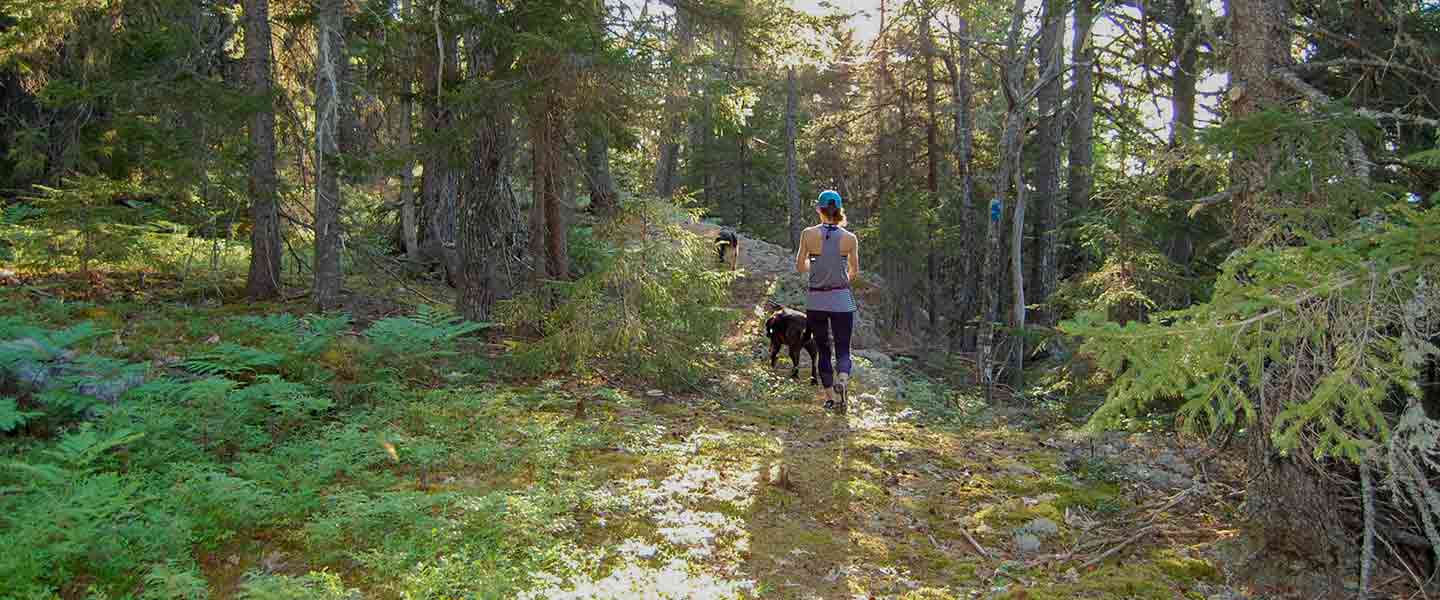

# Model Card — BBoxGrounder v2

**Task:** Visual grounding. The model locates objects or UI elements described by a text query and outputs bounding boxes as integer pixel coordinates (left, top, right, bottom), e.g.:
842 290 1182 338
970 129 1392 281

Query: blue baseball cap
818 190 842 208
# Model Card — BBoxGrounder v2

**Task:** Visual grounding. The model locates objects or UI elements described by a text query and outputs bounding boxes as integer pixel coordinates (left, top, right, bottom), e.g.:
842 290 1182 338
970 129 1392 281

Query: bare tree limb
1274 69 1373 178
1184 189 1234 217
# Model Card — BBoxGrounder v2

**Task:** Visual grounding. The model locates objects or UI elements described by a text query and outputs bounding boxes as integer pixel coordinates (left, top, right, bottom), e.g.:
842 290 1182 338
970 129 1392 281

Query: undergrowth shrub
0 320 149 431
238 571 359 600
1063 114 1440 563
363 305 489 380
0 425 196 597
503 200 739 388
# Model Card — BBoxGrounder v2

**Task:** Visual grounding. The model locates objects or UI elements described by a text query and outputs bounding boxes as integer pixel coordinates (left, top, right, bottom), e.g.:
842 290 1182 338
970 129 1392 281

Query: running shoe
833 373 849 415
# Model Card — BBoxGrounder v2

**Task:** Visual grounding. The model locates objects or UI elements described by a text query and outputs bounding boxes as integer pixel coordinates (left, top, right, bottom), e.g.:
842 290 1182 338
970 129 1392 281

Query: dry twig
1078 525 1158 570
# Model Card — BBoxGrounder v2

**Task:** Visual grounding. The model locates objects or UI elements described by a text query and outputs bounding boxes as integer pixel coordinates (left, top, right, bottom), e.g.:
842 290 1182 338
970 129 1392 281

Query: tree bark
1227 0 1349 564
1067 0 1096 230
243 0 282 300
733 29 750 228
944 17 977 352
873 0 891 220
1007 129 1027 390
654 6 692 199
1030 0 1064 329
1163 0 1199 280
543 114 568 281
397 0 419 263
922 8 941 333
785 67 801 250
980 0 1029 397
586 131 617 217
312 0 348 311
455 0 509 322
421 9 461 286
530 90 568 281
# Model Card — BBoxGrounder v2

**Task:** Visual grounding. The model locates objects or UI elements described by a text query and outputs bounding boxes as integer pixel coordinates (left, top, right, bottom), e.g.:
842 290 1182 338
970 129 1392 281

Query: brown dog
715 228 739 271
765 307 817 384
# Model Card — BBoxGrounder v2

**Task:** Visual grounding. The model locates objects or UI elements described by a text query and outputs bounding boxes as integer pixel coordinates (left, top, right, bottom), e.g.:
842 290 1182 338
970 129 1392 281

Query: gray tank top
806 224 857 313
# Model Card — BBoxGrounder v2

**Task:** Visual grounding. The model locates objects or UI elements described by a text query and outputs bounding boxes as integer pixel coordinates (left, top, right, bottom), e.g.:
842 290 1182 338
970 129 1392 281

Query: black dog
715 228 739 270
765 307 817 384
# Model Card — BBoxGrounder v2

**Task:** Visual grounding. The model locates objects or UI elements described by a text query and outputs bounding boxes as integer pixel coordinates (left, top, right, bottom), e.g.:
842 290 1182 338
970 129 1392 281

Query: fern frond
232 314 301 336
0 397 41 433
44 425 145 468
182 343 284 377
364 306 489 357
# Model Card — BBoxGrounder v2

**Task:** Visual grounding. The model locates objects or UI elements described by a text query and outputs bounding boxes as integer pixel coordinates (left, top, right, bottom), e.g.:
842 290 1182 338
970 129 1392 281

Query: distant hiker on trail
795 190 860 414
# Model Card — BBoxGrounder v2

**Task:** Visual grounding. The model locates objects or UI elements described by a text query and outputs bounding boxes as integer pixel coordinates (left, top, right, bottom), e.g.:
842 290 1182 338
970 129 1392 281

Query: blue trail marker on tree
990 198 1002 223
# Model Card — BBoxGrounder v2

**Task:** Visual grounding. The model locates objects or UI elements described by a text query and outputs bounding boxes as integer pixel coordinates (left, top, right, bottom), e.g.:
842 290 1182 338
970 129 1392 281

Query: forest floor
0 223 1382 599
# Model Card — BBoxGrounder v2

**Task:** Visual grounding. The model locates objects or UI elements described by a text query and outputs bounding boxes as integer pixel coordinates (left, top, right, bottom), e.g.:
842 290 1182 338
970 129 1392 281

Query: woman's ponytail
816 190 846 227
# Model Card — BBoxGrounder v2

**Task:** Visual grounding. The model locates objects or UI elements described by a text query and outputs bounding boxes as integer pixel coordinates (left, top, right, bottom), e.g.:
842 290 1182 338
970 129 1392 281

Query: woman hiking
795 190 860 413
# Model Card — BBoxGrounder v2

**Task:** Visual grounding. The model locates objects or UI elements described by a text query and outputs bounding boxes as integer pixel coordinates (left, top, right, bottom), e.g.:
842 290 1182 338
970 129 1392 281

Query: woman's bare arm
846 233 860 281
795 229 811 273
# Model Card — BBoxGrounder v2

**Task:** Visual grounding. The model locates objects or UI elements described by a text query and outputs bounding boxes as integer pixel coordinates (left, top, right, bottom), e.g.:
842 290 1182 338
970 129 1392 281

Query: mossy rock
974 498 1064 529
840 477 887 505
1052 481 1125 512
1154 550 1221 583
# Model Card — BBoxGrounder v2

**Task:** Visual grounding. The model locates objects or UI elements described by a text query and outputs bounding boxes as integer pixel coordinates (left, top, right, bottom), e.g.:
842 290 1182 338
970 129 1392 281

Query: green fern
232 314 301 336
230 313 349 359
0 397 41 432
238 572 360 600
2 203 42 226
0 322 104 369
44 424 146 469
182 343 284 377
295 314 351 356
364 305 487 357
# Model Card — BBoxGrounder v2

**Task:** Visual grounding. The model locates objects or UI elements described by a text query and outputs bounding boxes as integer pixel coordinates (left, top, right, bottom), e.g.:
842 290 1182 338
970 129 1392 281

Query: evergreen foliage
504 200 738 387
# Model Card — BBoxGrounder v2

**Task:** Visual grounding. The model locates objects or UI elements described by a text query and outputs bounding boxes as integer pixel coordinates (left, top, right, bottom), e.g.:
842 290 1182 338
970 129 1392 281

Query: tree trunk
980 114 1020 397
312 0 347 311
543 113 568 281
421 11 461 286
1164 0 1199 283
944 17 977 352
785 67 801 250
922 9 941 333
1007 133 1027 391
1067 0 1096 233
733 31 749 229
980 0 1029 398
873 0 890 219
1030 0 1064 329
455 0 509 323
528 161 546 284
397 0 419 263
586 132 617 217
243 0 282 300
654 6 692 199
1227 0 1349 564
530 91 567 281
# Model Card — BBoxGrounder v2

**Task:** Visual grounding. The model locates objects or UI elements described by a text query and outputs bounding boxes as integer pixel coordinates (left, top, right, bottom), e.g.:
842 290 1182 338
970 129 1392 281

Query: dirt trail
526 222 1258 599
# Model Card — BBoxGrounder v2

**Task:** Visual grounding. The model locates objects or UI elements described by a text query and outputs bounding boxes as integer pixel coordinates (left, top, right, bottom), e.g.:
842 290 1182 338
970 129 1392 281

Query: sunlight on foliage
503 200 739 388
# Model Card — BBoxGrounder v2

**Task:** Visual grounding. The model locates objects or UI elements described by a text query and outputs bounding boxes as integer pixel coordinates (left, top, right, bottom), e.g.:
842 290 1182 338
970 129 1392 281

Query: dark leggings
805 310 853 388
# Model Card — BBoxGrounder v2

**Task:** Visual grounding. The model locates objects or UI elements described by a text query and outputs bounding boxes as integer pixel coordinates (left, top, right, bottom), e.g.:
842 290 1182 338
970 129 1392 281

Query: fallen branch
1144 485 1198 524
1078 524 1157 570
960 527 991 559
